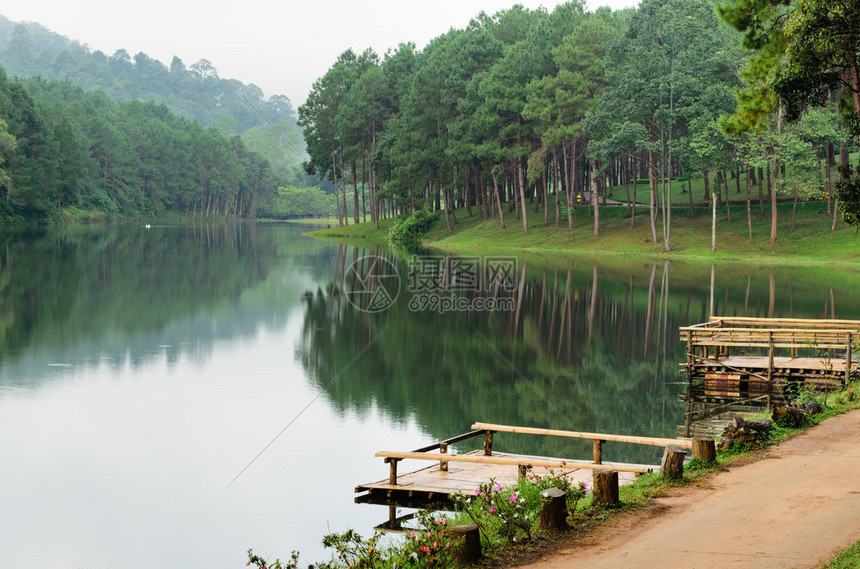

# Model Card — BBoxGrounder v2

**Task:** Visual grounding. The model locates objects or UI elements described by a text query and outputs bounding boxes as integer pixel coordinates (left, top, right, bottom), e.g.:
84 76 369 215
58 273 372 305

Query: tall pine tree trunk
491 168 505 229
746 166 752 239
648 149 658 243
592 161 600 238
518 158 528 233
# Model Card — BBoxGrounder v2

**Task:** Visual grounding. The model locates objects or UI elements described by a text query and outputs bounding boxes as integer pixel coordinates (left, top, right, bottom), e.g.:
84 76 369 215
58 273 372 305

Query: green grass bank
309 201 860 266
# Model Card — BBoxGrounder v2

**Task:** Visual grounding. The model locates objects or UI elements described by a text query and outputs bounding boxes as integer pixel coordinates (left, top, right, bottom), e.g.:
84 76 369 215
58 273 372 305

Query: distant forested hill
0 13 311 184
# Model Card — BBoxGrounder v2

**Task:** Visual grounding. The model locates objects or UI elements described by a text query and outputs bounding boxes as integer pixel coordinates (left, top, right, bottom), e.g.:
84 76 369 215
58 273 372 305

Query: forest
0 69 283 220
0 13 319 221
300 0 860 247
0 13 309 182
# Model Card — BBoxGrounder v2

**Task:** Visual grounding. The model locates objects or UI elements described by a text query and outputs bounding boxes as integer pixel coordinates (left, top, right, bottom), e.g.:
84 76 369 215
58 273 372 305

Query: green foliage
388 209 439 249
525 466 589 513
0 67 281 220
836 163 860 227
247 511 458 569
261 186 337 218
247 548 301 569
451 478 538 545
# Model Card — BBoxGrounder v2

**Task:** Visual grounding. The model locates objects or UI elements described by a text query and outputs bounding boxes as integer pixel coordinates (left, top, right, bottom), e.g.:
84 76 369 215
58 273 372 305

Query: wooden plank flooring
356 450 650 502
693 355 851 372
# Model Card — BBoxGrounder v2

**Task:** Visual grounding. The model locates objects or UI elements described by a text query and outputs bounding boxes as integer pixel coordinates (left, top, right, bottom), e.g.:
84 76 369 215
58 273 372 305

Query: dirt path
518 409 860 569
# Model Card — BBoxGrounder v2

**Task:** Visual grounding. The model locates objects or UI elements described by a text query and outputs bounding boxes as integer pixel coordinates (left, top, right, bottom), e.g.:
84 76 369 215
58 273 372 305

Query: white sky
0 0 639 109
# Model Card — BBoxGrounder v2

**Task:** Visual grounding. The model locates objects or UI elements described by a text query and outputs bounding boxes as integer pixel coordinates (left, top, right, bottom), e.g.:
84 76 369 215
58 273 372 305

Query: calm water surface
0 222 857 568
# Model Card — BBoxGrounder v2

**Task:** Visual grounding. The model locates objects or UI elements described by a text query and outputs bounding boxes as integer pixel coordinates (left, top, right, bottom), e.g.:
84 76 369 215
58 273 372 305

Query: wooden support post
483 431 495 456
439 442 449 472
846 332 852 380
451 525 482 563
388 459 399 485
768 331 774 382
661 446 687 479
539 487 568 531
592 469 620 507
691 437 716 463
593 439 604 465
768 331 775 409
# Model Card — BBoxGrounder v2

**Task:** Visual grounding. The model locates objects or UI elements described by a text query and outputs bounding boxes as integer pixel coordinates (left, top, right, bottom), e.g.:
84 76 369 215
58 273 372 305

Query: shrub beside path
518 409 860 569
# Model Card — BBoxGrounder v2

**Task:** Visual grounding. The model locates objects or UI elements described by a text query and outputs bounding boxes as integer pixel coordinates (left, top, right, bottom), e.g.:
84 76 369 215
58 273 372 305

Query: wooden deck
679 317 859 436
355 450 648 505
356 423 689 506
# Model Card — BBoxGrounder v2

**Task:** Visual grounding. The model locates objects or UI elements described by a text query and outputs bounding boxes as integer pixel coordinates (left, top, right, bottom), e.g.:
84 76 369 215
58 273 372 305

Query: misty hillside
0 14 297 133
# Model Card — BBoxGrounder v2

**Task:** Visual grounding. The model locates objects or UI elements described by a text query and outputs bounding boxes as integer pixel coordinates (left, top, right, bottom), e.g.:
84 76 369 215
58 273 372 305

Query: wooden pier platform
355 450 649 505
679 317 860 436
680 317 859 392
355 423 691 506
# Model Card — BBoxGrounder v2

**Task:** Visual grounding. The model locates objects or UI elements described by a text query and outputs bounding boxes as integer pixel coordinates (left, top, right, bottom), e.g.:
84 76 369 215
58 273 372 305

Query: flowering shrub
246 512 458 569
402 510 458 567
527 465 589 514
451 478 537 544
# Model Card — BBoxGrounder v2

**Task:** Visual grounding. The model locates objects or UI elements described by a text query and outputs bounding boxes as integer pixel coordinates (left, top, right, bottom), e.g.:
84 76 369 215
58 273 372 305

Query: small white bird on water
145 224 151 229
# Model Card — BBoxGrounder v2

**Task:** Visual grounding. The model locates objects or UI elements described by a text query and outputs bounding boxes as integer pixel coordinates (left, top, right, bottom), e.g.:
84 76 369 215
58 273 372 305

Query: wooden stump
592 469 619 507
539 487 568 531
451 524 482 563
661 446 687 480
691 437 716 463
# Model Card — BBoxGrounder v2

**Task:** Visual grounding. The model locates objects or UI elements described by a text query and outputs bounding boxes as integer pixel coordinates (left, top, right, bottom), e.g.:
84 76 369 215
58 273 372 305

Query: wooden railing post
388 458 399 485
846 332 852 380
593 439 604 465
483 430 495 456
439 442 449 472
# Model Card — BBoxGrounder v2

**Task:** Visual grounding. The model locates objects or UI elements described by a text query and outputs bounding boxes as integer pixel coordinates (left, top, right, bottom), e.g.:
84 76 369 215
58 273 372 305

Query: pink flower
495 483 502 491
421 546 430 554
509 493 518 503
474 488 481 495
409 531 415 538
489 505 496 513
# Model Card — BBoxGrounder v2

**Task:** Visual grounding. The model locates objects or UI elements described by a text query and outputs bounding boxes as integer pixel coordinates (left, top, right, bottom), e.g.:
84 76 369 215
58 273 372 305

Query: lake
0 222 857 568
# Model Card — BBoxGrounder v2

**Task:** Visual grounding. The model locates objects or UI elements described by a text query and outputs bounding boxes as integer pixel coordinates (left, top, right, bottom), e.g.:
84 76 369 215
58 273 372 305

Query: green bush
388 209 438 249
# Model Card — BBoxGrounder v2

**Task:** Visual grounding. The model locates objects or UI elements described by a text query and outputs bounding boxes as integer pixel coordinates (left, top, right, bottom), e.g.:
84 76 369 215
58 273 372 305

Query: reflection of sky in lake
0 310 430 567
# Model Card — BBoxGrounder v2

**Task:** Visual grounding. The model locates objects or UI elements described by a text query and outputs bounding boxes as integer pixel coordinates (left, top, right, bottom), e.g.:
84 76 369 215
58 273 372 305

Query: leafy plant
402 510 459 567
451 478 537 544
246 548 302 569
388 209 439 249
526 465 589 514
